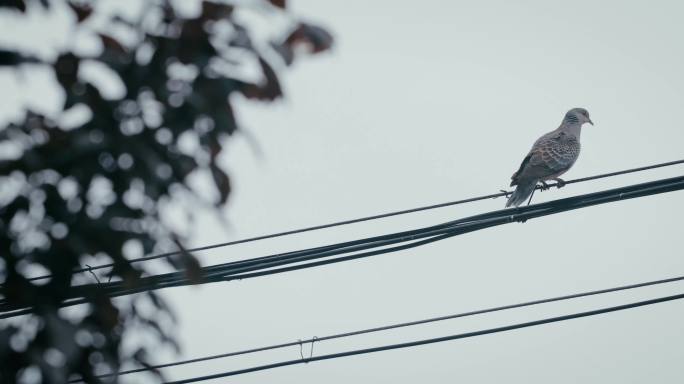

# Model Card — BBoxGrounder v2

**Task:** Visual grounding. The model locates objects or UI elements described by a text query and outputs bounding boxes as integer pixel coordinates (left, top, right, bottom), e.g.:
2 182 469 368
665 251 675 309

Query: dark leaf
0 0 26 12
177 19 215 65
133 348 165 379
182 252 203 284
68 1 92 23
210 163 231 205
93 296 120 331
284 23 334 54
99 33 127 56
239 57 282 100
170 238 203 283
200 0 233 20
214 100 238 135
0 49 41 66
228 23 254 49
268 0 286 9
54 52 80 89
270 41 294 66
146 292 177 322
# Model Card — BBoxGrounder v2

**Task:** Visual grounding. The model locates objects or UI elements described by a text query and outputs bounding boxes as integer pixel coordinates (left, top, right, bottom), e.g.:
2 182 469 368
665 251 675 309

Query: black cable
59 227 463 302
2 173 683 315
0 228 464 316
86 175 684 297
165 292 684 383
67 274 684 382
22 158 684 282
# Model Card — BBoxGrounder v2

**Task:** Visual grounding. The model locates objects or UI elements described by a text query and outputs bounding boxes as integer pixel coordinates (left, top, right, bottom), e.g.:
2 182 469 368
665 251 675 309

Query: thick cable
23 158 684 282
2 174 683 315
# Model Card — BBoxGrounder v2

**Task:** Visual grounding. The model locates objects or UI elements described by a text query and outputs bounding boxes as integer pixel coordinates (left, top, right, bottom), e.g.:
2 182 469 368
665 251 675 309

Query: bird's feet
538 181 551 191
553 178 566 188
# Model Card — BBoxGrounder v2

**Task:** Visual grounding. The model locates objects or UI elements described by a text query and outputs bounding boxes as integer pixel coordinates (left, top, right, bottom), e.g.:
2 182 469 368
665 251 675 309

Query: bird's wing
510 132 578 185
510 154 532 186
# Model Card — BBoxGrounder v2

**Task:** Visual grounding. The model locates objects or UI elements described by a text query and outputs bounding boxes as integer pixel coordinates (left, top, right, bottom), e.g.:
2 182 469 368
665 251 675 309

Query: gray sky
2 0 684 382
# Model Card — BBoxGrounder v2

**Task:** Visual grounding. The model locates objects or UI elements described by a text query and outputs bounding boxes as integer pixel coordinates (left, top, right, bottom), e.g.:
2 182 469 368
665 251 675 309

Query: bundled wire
20 158 684 283
2 173 683 317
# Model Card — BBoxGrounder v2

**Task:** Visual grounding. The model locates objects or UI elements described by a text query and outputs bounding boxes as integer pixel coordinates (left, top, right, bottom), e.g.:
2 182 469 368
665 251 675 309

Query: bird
506 108 594 207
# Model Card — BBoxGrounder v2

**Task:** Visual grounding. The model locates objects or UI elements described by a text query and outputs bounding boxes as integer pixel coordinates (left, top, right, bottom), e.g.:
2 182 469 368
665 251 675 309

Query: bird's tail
506 180 537 208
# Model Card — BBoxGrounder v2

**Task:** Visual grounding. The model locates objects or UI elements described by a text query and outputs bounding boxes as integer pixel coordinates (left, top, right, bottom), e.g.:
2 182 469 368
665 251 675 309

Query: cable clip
298 336 318 363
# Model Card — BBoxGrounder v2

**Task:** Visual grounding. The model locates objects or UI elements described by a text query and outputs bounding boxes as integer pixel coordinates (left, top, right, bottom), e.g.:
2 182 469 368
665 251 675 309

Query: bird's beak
588 118 594 126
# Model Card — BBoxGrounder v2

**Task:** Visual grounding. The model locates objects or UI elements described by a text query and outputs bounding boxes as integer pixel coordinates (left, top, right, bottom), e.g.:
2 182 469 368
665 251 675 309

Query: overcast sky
2 0 684 383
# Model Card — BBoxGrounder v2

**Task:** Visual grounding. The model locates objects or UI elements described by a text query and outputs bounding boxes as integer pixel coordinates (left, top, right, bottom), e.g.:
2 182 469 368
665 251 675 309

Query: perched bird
506 108 594 207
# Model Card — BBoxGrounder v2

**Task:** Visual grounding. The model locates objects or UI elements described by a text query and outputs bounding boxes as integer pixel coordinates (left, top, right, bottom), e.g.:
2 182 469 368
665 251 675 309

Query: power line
87 173 684 296
2 173 684 316
75 175 684 297
165 292 684 383
68 274 684 382
23 158 684 282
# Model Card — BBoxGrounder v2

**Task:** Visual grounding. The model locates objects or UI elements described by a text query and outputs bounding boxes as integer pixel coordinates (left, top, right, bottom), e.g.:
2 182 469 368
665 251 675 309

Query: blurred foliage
0 0 332 382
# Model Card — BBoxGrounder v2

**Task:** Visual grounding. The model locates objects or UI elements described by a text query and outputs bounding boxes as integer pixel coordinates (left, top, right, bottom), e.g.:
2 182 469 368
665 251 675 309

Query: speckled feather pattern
511 131 581 185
